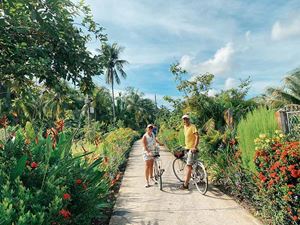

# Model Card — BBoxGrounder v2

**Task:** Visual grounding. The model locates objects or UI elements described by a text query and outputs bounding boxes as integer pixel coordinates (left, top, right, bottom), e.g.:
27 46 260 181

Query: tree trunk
111 74 116 125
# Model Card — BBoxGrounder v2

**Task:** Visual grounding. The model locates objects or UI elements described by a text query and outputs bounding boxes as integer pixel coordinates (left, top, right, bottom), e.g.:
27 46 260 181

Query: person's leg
145 160 151 187
149 159 154 178
184 165 192 186
181 150 196 189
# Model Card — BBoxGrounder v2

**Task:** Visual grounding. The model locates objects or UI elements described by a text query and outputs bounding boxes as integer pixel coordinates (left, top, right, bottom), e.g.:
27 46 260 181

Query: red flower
59 209 71 218
270 161 280 171
30 162 38 169
111 178 117 186
258 172 267 182
288 165 296 172
287 184 295 188
279 166 286 172
268 179 275 188
82 183 87 190
63 193 71 200
76 179 82 184
288 191 293 195
281 150 288 159
275 149 281 155
270 172 277 178
291 169 300 178
292 216 298 221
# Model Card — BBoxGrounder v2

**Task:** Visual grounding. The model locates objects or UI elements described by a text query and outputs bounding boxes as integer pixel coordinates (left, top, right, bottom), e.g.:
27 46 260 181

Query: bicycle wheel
172 158 185 182
158 171 163 190
153 160 159 182
193 161 208 195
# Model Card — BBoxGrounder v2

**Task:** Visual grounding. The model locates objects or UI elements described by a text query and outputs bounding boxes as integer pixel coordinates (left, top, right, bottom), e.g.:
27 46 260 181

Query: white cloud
271 17 300 40
207 89 218 97
224 77 239 90
179 42 235 76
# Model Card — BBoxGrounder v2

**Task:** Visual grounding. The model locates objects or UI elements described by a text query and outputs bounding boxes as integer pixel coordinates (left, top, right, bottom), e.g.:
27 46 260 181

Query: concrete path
109 140 263 225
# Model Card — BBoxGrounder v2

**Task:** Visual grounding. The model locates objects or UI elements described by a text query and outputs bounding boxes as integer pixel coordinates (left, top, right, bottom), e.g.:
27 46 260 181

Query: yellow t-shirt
184 124 198 149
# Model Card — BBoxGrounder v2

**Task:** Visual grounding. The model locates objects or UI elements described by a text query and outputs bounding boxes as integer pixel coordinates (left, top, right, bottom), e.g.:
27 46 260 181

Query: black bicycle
172 147 208 195
153 153 164 190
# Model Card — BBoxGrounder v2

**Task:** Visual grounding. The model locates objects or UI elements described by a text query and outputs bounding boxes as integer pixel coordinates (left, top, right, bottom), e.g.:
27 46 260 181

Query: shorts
143 151 153 161
186 150 198 166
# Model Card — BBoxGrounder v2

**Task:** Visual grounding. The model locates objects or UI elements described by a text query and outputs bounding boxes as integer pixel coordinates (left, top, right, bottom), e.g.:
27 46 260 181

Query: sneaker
145 183 150 188
179 183 189 190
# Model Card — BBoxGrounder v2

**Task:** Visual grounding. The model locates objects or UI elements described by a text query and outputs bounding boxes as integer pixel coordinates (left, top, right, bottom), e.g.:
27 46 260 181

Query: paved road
109 140 263 225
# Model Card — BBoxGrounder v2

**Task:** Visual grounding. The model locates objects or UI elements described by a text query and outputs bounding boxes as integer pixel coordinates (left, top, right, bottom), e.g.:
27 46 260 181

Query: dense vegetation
1 0 300 224
158 65 300 225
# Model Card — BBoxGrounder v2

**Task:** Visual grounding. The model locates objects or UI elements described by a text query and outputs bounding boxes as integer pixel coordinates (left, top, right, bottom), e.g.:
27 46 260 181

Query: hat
182 114 190 119
147 124 154 128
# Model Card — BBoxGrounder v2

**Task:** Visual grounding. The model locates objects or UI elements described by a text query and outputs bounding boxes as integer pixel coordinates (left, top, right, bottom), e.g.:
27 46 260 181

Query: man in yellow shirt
180 114 199 190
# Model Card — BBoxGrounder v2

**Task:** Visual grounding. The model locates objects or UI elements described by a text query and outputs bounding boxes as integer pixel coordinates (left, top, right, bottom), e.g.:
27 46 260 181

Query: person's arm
155 137 164 146
191 125 199 152
191 132 199 151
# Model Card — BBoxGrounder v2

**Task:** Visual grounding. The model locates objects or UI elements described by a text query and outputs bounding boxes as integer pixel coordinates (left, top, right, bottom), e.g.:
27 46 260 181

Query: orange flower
288 191 293 195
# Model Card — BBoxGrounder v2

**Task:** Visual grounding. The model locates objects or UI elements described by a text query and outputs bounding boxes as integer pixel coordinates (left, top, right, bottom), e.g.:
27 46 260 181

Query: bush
237 107 278 172
254 131 300 225
0 126 110 225
158 128 180 151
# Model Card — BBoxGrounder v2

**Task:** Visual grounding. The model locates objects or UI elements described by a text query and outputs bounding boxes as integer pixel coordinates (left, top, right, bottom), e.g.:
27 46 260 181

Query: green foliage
0 127 110 225
0 0 106 93
237 107 278 172
266 69 300 107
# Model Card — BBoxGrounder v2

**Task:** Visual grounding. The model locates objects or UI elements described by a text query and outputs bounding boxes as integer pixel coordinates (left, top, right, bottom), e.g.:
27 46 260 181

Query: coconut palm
100 43 128 124
267 69 300 107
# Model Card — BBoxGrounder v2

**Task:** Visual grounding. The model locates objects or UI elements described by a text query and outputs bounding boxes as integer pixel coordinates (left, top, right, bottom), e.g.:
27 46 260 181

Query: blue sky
85 0 300 106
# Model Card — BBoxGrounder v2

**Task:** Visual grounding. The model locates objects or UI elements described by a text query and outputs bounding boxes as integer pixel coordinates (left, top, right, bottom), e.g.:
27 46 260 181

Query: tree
100 43 128 124
266 69 300 107
0 0 106 93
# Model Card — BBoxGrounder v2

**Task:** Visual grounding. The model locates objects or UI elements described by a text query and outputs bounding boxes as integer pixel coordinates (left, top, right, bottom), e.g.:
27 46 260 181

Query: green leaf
10 155 27 180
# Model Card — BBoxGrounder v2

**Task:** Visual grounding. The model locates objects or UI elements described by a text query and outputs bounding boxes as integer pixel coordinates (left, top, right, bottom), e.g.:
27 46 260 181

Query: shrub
158 128 180 151
0 126 110 225
237 107 278 172
254 131 300 225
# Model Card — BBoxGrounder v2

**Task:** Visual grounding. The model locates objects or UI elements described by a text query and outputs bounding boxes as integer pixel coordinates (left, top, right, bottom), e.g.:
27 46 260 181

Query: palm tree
100 43 128 124
267 69 300 107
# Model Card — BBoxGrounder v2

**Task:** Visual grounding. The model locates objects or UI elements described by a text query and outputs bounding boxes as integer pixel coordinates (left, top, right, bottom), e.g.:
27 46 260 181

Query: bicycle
152 151 165 191
172 147 208 195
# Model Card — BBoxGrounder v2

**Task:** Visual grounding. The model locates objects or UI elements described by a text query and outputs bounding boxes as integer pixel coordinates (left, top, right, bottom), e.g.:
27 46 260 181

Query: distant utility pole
154 94 158 109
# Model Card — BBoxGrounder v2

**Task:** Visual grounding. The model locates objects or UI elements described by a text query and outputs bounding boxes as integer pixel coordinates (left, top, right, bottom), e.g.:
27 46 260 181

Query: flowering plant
254 130 300 225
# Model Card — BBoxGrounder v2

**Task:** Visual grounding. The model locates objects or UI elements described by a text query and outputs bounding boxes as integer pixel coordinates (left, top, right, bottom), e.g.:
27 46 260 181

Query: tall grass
237 107 278 172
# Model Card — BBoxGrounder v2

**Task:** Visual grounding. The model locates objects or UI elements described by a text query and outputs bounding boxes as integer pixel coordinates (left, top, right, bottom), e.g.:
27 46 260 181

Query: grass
237 107 278 172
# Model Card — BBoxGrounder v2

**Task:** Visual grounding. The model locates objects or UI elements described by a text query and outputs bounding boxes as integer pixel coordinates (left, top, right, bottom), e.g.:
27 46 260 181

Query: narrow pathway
109 140 262 225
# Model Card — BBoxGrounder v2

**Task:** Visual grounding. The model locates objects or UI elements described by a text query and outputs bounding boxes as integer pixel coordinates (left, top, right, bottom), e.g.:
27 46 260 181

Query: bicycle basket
173 150 185 158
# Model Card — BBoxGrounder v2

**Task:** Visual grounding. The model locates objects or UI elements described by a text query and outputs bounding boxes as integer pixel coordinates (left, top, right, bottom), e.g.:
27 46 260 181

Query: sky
84 0 300 107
